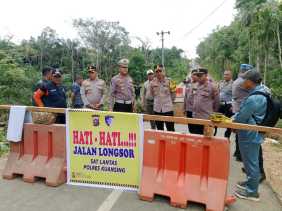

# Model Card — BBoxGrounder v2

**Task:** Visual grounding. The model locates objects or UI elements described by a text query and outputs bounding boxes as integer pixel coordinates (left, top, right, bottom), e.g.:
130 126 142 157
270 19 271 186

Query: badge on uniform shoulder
105 115 114 126
92 115 100 127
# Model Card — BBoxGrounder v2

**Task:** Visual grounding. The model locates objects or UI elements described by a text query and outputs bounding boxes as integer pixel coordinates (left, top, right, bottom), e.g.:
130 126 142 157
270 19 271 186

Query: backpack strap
249 91 270 99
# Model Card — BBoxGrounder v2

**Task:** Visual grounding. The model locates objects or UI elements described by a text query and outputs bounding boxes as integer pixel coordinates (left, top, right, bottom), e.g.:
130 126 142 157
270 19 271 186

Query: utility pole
71 42 74 83
156 30 170 66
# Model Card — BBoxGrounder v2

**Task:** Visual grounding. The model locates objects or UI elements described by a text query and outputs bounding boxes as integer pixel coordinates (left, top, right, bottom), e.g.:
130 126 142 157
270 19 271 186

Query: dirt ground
263 137 282 202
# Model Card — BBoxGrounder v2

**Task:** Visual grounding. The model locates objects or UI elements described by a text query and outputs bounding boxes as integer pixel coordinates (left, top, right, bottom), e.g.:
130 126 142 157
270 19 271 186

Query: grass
0 129 9 157
276 120 282 128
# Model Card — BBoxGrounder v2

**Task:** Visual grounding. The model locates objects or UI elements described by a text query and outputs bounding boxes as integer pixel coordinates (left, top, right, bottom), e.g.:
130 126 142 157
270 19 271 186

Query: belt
115 100 132 104
220 101 232 105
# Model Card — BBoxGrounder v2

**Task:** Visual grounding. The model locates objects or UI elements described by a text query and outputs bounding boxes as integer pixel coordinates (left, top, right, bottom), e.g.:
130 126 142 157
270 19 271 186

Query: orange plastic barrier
175 87 184 98
139 130 234 211
2 123 66 187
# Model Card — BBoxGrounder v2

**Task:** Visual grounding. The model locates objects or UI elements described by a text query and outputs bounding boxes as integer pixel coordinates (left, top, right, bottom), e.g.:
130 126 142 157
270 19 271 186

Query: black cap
242 69 262 84
87 65 97 72
191 69 198 74
193 68 208 75
154 64 164 71
52 69 62 77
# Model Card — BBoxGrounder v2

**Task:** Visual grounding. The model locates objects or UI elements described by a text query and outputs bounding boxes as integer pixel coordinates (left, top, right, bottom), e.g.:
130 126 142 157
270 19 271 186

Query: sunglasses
195 74 205 77
156 69 162 73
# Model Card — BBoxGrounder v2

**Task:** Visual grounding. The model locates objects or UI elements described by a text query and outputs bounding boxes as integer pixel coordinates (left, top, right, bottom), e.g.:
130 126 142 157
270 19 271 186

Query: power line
183 0 229 38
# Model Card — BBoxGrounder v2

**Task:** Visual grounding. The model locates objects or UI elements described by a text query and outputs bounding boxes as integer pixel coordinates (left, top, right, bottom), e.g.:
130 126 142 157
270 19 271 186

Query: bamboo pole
1 105 282 135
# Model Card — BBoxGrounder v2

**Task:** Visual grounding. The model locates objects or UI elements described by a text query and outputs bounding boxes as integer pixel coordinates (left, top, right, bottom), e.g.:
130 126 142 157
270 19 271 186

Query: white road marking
97 190 123 211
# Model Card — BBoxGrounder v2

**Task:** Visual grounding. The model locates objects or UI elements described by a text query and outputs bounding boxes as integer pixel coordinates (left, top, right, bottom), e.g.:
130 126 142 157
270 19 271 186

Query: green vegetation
196 0 282 98
0 20 190 109
276 120 282 128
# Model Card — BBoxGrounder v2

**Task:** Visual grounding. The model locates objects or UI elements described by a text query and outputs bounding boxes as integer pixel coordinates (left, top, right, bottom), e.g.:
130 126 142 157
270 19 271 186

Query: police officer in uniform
149 64 175 131
184 69 198 133
110 59 135 112
141 69 156 129
80 65 106 110
33 69 67 124
219 69 233 138
192 68 220 134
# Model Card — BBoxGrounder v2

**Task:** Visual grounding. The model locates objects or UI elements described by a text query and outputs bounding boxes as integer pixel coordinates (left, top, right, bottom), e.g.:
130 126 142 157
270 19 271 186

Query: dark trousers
113 103 133 112
219 103 233 138
234 133 241 158
73 104 84 108
239 141 261 193
192 125 204 135
259 145 265 175
186 111 201 134
214 103 233 137
154 111 175 131
55 114 66 124
145 101 156 129
236 133 265 175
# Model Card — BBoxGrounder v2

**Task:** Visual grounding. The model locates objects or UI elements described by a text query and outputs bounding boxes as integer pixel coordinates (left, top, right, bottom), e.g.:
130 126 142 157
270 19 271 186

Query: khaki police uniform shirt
110 74 135 109
184 82 198 112
149 77 175 113
219 80 233 103
193 81 220 119
80 78 106 107
232 77 250 113
141 80 154 108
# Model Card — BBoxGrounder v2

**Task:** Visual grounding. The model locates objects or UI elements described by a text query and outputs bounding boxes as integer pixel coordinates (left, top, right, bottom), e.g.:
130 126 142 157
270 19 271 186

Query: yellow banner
66 109 143 191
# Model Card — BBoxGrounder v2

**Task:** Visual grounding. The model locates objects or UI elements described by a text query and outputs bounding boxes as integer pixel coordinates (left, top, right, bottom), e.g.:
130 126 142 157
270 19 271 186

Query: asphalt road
0 124 281 211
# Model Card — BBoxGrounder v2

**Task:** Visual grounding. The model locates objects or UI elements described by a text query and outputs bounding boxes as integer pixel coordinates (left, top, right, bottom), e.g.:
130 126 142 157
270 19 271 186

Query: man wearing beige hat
109 58 135 112
80 65 106 110
141 69 156 129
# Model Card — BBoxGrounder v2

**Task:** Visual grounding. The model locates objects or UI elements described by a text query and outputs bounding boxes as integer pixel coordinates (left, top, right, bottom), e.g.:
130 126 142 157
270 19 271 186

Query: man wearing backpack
233 69 268 202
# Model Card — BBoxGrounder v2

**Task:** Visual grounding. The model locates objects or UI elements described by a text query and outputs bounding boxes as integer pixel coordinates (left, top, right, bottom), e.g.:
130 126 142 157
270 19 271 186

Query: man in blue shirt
232 64 253 161
33 69 67 124
71 75 84 108
32 67 53 105
234 69 267 202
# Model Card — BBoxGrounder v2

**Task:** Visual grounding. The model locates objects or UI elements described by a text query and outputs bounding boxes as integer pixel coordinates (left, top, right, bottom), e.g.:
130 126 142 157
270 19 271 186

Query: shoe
236 181 247 190
260 173 266 183
235 189 260 202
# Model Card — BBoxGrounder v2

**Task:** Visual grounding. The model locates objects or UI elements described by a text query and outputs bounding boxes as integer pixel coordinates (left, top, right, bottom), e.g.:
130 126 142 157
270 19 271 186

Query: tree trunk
256 36 261 72
71 44 74 82
263 50 268 85
256 54 260 72
248 31 252 64
40 46 43 70
276 23 282 70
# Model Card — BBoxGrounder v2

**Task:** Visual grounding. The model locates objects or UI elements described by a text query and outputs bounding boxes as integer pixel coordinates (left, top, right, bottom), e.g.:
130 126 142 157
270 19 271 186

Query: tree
197 0 282 97
73 19 131 82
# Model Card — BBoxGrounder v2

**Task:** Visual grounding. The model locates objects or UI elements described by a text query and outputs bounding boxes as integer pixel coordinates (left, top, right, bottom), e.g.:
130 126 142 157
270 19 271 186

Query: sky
0 0 236 58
